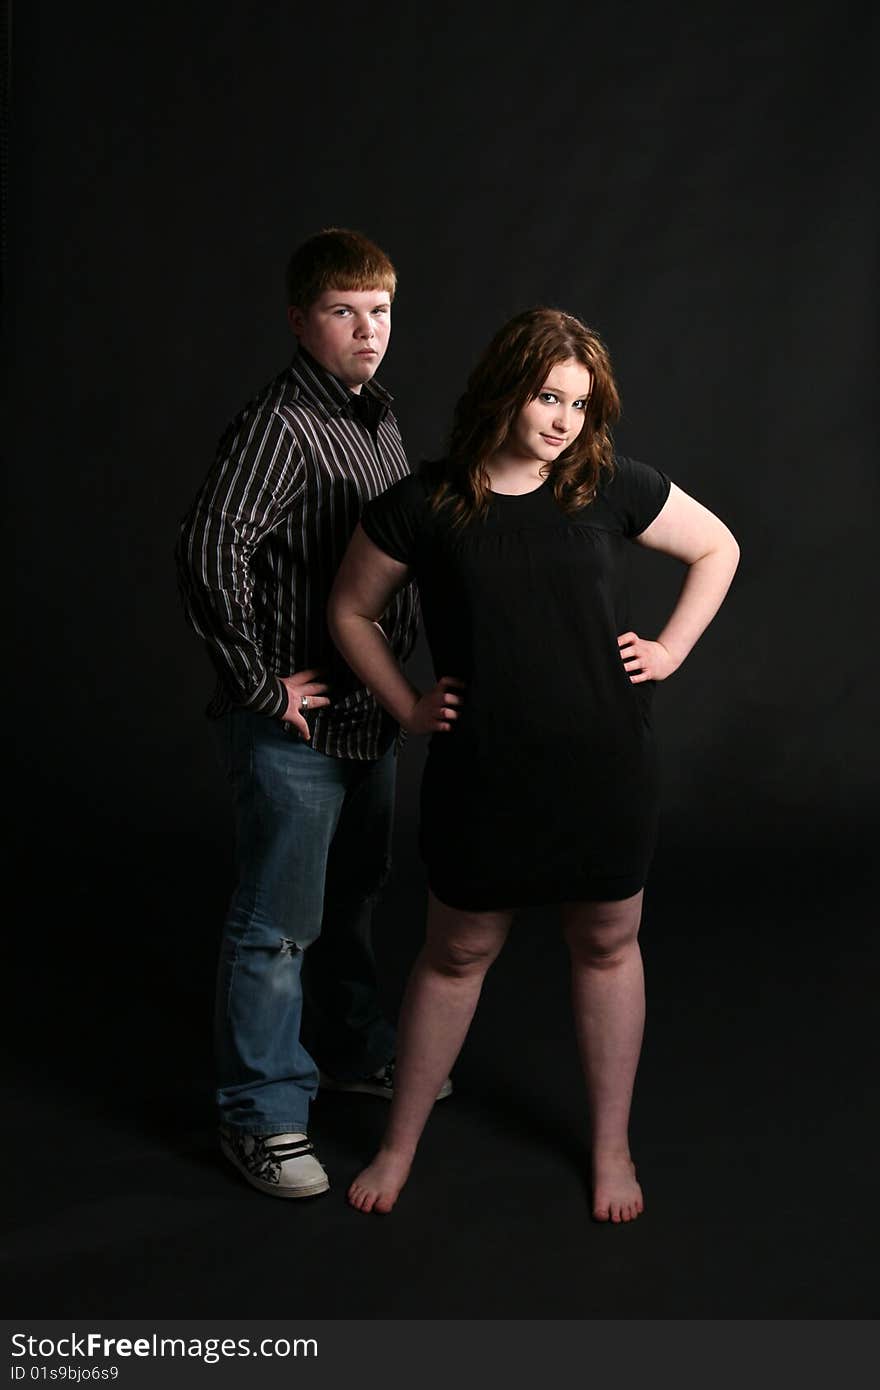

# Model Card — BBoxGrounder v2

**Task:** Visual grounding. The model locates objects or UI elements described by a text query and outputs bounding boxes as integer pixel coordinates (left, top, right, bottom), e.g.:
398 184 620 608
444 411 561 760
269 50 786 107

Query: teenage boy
176 228 448 1200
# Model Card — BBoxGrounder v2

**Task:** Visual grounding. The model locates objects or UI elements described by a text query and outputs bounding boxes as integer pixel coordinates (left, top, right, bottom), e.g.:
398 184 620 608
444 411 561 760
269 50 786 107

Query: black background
5 0 879 1319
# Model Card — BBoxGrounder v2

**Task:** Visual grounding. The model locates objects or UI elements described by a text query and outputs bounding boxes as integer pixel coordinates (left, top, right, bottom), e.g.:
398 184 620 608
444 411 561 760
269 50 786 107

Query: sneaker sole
319 1076 453 1101
220 1137 330 1199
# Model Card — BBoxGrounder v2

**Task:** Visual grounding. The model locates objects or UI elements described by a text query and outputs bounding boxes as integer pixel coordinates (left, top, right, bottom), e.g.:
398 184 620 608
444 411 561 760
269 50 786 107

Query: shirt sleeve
175 406 305 716
360 473 427 565
604 455 672 538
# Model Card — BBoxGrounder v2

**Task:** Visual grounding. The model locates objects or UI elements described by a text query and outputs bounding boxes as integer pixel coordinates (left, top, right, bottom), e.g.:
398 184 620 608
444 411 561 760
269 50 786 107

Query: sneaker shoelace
265 1136 316 1159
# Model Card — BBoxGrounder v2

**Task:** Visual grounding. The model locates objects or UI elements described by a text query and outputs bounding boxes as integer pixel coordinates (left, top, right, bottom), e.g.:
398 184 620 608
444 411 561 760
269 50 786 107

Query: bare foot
592 1151 644 1224
347 1147 413 1214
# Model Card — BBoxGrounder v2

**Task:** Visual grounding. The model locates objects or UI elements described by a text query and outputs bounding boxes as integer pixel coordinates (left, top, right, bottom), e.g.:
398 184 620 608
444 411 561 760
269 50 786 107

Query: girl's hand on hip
617 633 678 683
404 676 466 734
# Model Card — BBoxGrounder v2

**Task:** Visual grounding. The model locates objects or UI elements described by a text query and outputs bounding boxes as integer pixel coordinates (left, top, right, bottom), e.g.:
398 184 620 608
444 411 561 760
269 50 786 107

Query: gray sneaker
319 1059 452 1101
219 1126 330 1199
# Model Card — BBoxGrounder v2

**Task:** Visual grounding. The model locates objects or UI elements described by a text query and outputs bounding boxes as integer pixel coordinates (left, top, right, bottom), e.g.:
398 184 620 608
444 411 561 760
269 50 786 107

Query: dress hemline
427 869 648 913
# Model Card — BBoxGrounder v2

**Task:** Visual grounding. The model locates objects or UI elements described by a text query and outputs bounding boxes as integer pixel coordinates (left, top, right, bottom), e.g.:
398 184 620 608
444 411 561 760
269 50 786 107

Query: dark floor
3 840 876 1318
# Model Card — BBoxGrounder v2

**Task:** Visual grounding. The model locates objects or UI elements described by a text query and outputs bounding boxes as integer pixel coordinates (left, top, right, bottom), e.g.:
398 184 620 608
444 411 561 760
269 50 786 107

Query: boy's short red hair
286 228 397 309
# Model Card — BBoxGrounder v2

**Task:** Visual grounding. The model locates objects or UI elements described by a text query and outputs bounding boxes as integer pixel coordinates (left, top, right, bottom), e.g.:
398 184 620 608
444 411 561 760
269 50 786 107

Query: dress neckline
488 477 550 499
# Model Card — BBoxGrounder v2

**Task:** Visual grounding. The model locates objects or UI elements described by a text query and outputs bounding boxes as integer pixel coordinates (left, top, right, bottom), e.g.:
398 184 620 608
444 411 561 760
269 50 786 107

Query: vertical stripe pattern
176 352 419 760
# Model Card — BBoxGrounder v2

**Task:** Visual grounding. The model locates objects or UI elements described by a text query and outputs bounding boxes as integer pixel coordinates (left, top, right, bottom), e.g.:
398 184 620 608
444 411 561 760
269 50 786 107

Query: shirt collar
291 347 393 420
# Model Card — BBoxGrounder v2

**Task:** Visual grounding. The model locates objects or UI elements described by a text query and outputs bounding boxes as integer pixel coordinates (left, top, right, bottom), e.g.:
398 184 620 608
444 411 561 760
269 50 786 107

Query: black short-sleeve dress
360 456 672 910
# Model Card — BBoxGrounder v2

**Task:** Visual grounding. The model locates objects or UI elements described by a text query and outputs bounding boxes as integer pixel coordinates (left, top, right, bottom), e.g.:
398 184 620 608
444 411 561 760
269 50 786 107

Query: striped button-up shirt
176 349 419 760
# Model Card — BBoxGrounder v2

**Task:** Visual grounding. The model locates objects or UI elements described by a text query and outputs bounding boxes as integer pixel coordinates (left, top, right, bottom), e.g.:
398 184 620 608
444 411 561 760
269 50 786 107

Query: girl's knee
563 899 642 967
424 895 511 978
571 930 638 969
423 933 503 979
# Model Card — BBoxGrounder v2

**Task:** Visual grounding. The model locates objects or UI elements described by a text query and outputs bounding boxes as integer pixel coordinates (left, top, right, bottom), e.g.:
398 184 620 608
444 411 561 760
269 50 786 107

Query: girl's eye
539 393 558 403
573 399 587 410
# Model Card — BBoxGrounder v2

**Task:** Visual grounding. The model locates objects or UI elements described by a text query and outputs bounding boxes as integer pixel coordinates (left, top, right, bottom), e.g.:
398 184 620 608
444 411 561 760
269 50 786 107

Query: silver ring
300 695 310 711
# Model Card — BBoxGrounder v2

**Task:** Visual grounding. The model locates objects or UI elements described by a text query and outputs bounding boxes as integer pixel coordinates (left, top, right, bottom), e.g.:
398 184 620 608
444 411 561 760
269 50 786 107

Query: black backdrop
5 0 879 1320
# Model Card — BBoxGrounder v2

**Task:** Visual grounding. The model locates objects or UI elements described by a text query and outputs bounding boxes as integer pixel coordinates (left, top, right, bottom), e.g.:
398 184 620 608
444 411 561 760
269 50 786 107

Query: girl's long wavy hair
430 308 621 525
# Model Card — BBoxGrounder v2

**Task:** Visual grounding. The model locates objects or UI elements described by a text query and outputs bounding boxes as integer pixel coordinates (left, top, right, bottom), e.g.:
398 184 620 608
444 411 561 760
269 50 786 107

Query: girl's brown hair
431 308 620 525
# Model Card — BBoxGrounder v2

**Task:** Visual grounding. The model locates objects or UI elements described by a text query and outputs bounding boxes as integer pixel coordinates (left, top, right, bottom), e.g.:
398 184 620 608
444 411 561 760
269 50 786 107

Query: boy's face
288 287 392 391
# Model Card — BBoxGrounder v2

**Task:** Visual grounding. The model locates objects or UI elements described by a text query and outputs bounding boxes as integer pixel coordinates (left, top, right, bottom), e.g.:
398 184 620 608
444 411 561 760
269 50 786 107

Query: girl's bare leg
348 891 512 1213
561 891 646 1223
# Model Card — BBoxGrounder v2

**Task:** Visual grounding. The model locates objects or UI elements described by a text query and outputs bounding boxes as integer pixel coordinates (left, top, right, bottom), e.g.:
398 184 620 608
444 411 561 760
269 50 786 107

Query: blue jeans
212 710 397 1134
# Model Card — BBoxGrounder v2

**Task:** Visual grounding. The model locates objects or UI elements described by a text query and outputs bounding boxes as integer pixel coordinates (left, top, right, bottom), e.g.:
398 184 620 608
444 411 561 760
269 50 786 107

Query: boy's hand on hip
280 668 331 740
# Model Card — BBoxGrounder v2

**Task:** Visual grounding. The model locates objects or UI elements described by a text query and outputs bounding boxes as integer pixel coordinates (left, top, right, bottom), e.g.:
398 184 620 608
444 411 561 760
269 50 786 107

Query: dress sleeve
604 455 672 538
360 473 427 565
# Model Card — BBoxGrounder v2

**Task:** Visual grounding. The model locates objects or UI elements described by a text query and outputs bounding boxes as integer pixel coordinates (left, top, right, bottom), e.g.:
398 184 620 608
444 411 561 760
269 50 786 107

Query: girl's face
507 358 593 466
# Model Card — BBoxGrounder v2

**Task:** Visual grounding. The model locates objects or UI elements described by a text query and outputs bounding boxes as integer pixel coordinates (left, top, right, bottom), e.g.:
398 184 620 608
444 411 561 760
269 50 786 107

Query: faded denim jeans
212 710 397 1134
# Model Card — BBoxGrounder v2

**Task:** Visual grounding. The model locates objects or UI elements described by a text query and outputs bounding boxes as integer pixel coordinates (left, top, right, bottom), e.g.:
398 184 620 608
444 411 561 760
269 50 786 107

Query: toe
353 1185 375 1212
